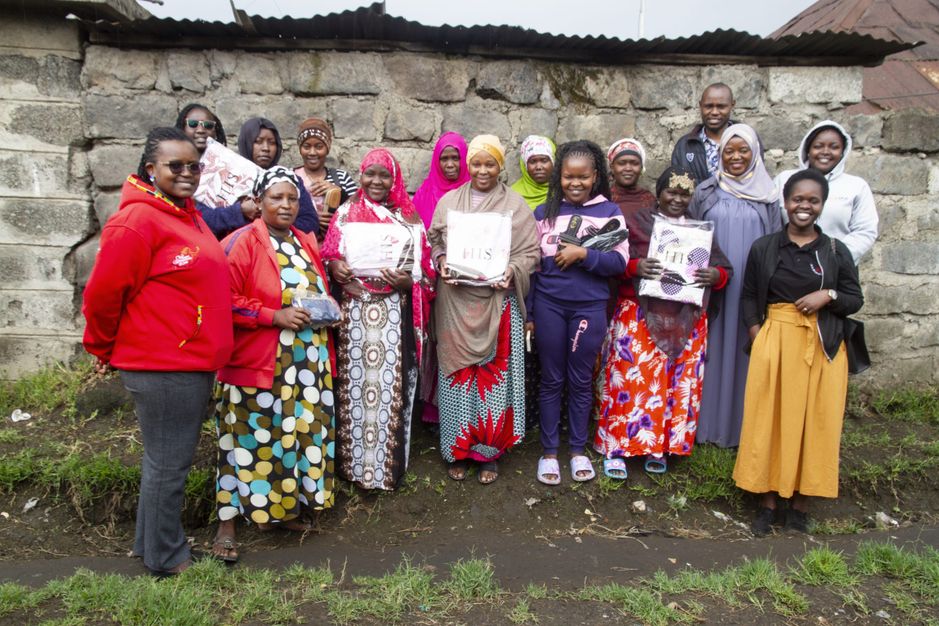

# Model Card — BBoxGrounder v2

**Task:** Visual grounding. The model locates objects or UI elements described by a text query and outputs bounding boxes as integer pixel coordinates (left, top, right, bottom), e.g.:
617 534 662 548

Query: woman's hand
554 243 587 270
694 266 720 286
273 307 311 331
240 197 260 222
794 290 833 315
93 357 112 376
493 265 514 290
636 257 662 279
317 209 333 234
309 180 339 197
436 255 454 283
748 324 761 342
329 259 354 285
380 268 413 291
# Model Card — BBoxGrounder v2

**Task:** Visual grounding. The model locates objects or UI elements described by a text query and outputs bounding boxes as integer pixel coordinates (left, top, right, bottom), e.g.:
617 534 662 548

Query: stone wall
1 12 937 384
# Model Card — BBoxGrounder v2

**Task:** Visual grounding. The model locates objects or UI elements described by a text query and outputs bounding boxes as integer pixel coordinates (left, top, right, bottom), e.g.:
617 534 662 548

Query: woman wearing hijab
773 120 878 264
689 123 783 448
511 135 556 211
411 132 471 427
429 135 540 485
236 117 320 236
607 137 656 216
322 148 436 491
212 167 338 562
293 118 358 236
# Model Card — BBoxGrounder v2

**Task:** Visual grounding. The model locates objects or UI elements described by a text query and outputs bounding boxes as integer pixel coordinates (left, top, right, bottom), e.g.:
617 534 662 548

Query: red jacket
218 219 337 388
83 175 234 371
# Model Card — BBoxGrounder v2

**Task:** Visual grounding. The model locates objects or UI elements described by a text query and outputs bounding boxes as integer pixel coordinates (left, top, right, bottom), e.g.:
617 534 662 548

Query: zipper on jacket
813 249 831 362
178 304 203 348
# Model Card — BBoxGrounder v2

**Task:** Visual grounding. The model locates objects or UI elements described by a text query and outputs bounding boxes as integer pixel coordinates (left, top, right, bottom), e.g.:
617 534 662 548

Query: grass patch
651 444 739 503
0 361 92 420
445 557 500 601
577 583 690 625
507 598 538 623
854 541 939 603
872 386 939 425
789 546 858 587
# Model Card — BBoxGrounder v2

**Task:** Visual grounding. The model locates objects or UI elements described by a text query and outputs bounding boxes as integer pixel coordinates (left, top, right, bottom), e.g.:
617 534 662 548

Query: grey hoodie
774 120 878 263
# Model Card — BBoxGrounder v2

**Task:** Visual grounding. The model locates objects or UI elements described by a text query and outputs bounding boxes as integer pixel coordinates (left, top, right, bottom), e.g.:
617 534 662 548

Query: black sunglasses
159 161 204 175
185 119 217 130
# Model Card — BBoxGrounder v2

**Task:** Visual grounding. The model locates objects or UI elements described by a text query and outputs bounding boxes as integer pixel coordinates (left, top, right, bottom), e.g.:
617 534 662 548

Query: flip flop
478 461 499 485
644 454 667 474
537 457 561 486
570 455 596 482
603 457 628 480
210 536 239 564
448 460 469 481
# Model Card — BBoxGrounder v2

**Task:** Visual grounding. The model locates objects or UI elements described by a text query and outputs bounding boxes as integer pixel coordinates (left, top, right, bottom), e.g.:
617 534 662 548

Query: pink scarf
411 132 470 228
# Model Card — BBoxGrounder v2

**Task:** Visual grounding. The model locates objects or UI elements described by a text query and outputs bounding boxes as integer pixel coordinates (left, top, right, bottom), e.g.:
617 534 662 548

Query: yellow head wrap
466 134 505 169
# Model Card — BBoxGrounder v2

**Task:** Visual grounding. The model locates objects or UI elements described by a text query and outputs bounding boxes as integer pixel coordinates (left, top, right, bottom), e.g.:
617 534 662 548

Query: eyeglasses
158 161 204 175
185 119 217 130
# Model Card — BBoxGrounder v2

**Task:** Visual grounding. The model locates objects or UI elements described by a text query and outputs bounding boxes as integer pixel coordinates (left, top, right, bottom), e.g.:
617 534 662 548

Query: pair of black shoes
751 506 809 536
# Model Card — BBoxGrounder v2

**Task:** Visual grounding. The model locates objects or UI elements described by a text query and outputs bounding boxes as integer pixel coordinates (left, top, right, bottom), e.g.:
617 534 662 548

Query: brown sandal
211 536 239 563
478 461 499 485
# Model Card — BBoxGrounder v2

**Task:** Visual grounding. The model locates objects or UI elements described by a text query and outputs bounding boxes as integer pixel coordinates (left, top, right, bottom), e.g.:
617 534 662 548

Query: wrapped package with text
638 214 713 306
194 137 263 207
342 222 417 278
445 211 512 286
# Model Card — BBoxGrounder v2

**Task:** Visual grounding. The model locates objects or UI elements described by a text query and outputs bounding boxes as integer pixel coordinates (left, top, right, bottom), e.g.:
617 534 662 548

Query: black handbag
843 317 870 375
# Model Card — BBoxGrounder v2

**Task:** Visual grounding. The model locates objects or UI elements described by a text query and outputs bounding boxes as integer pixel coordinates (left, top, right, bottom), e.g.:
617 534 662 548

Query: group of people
81 81 873 576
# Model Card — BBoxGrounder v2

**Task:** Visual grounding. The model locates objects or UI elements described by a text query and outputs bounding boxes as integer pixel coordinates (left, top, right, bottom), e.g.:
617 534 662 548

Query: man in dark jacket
670 83 737 183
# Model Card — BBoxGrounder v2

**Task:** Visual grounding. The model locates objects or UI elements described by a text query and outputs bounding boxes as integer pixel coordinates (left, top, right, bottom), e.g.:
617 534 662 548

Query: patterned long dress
438 295 526 463
215 233 336 524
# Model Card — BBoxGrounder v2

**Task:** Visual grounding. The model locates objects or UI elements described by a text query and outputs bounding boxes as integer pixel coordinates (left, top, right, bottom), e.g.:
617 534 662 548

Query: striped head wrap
253 165 300 197
297 117 333 152
607 137 646 172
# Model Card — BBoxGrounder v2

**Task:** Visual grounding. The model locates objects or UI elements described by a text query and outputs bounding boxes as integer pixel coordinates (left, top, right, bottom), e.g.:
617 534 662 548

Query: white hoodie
774 120 878 263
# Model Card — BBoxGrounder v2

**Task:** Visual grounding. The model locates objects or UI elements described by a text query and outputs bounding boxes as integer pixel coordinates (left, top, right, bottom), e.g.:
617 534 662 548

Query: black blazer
741 228 863 361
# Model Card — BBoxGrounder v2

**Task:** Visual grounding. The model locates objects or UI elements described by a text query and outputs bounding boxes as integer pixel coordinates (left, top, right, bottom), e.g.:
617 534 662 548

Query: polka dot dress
215 233 336 524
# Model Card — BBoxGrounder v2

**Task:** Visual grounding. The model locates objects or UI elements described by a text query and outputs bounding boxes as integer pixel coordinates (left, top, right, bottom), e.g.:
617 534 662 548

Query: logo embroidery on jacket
685 153 695 163
172 246 200 268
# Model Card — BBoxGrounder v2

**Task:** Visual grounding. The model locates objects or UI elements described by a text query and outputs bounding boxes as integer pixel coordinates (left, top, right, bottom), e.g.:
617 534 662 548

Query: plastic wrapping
291 288 341 327
638 214 713 306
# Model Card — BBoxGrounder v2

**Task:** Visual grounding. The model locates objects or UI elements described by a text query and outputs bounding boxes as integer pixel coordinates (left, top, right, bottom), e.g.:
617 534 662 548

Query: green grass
445 557 500 601
577 583 691 625
507 598 538 623
650 444 739 503
789 546 859 587
0 360 92 420
872 386 939 425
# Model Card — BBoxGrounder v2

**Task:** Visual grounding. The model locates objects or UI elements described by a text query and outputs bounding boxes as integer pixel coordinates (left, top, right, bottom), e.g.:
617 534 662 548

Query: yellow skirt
733 303 848 499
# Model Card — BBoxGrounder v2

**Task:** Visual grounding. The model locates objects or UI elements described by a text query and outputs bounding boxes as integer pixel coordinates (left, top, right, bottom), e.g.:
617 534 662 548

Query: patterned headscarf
717 123 779 203
607 137 646 173
297 117 332 152
512 135 556 210
357 148 417 217
412 132 470 228
253 165 300 197
466 134 505 169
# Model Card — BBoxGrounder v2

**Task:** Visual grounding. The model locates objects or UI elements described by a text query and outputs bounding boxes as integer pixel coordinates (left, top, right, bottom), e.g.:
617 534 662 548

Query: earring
149 175 155 182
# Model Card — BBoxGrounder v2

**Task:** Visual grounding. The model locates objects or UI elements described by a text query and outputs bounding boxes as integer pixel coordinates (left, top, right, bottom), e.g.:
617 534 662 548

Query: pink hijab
412 132 470 228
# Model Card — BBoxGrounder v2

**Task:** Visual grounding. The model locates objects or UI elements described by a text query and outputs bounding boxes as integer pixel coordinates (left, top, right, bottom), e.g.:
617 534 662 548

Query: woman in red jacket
211 166 338 563
82 127 234 577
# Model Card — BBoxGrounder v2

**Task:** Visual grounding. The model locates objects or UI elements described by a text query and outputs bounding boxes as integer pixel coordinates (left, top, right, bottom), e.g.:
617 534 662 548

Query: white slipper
537 456 561 486
570 455 596 482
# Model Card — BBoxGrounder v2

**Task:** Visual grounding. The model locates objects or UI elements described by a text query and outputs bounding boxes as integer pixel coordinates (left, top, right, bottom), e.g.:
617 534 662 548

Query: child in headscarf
511 135 556 210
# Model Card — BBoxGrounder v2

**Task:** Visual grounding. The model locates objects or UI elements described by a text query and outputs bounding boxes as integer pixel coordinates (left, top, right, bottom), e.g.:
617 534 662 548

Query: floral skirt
438 295 526 464
594 299 707 459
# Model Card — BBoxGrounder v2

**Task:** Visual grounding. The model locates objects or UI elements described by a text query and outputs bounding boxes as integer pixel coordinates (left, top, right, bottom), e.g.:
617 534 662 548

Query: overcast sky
136 0 817 39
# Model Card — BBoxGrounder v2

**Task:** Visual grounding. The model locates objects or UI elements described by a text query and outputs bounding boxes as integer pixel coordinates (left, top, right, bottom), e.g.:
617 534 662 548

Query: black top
767 232 826 304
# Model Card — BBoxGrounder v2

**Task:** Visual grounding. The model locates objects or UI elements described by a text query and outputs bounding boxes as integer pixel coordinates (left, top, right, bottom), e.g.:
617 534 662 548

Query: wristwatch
827 289 838 301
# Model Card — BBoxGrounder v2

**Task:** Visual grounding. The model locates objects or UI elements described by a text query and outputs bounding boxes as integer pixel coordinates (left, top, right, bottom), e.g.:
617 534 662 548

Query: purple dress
692 185 781 448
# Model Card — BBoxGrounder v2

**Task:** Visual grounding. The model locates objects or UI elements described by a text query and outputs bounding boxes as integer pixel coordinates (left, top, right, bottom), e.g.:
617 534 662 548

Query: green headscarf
511 135 556 210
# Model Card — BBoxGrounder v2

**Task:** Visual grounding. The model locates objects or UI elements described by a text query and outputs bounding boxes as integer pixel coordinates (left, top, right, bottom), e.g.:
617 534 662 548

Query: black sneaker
751 507 776 537
785 508 810 533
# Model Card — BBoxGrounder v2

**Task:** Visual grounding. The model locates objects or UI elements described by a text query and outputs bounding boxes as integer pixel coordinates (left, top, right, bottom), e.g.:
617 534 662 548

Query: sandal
603 457 628 480
537 456 561 486
211 535 239 563
478 461 499 485
258 519 313 533
570 455 596 482
644 454 667 474
448 460 469 481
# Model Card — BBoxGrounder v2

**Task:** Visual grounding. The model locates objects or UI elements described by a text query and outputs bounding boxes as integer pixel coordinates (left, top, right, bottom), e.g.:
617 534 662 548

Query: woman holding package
734 169 863 535
322 148 435 491
211 167 338 563
594 166 732 478
82 127 233 576
688 123 782 448
293 118 358 236
774 120 878 264
429 135 539 485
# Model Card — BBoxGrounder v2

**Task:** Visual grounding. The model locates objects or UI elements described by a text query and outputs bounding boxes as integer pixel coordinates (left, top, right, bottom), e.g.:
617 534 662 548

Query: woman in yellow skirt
733 169 863 535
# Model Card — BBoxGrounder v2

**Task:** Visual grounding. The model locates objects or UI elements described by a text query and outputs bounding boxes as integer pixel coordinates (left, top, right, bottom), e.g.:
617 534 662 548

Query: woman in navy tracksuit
528 140 629 485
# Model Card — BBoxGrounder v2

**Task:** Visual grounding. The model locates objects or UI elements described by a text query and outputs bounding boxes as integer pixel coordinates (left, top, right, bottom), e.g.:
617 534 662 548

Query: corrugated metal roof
79 2 915 66
772 0 939 110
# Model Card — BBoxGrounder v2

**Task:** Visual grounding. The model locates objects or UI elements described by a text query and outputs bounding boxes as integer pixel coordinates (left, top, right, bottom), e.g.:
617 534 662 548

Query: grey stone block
699 66 765 109
63 233 100 287
882 109 939 152
329 99 381 141
383 55 472 103
214 96 325 144
746 112 809 152
880 242 939 275
629 67 698 110
0 197 91 247
93 191 122 227
0 244 69 289
581 67 630 109
0 334 84 381
0 151 71 196
863 316 909 351
509 108 559 142
286 52 386 96
236 54 283 95
475 60 542 105
768 67 862 105
862 282 939 315
83 94 178 140
0 290 78 331
88 144 142 189
384 102 436 142
556 112 635 146
850 153 930 195
836 113 883 148
0 54 82 100
167 51 211 92
441 102 512 142
83 46 158 91
5 102 84 147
